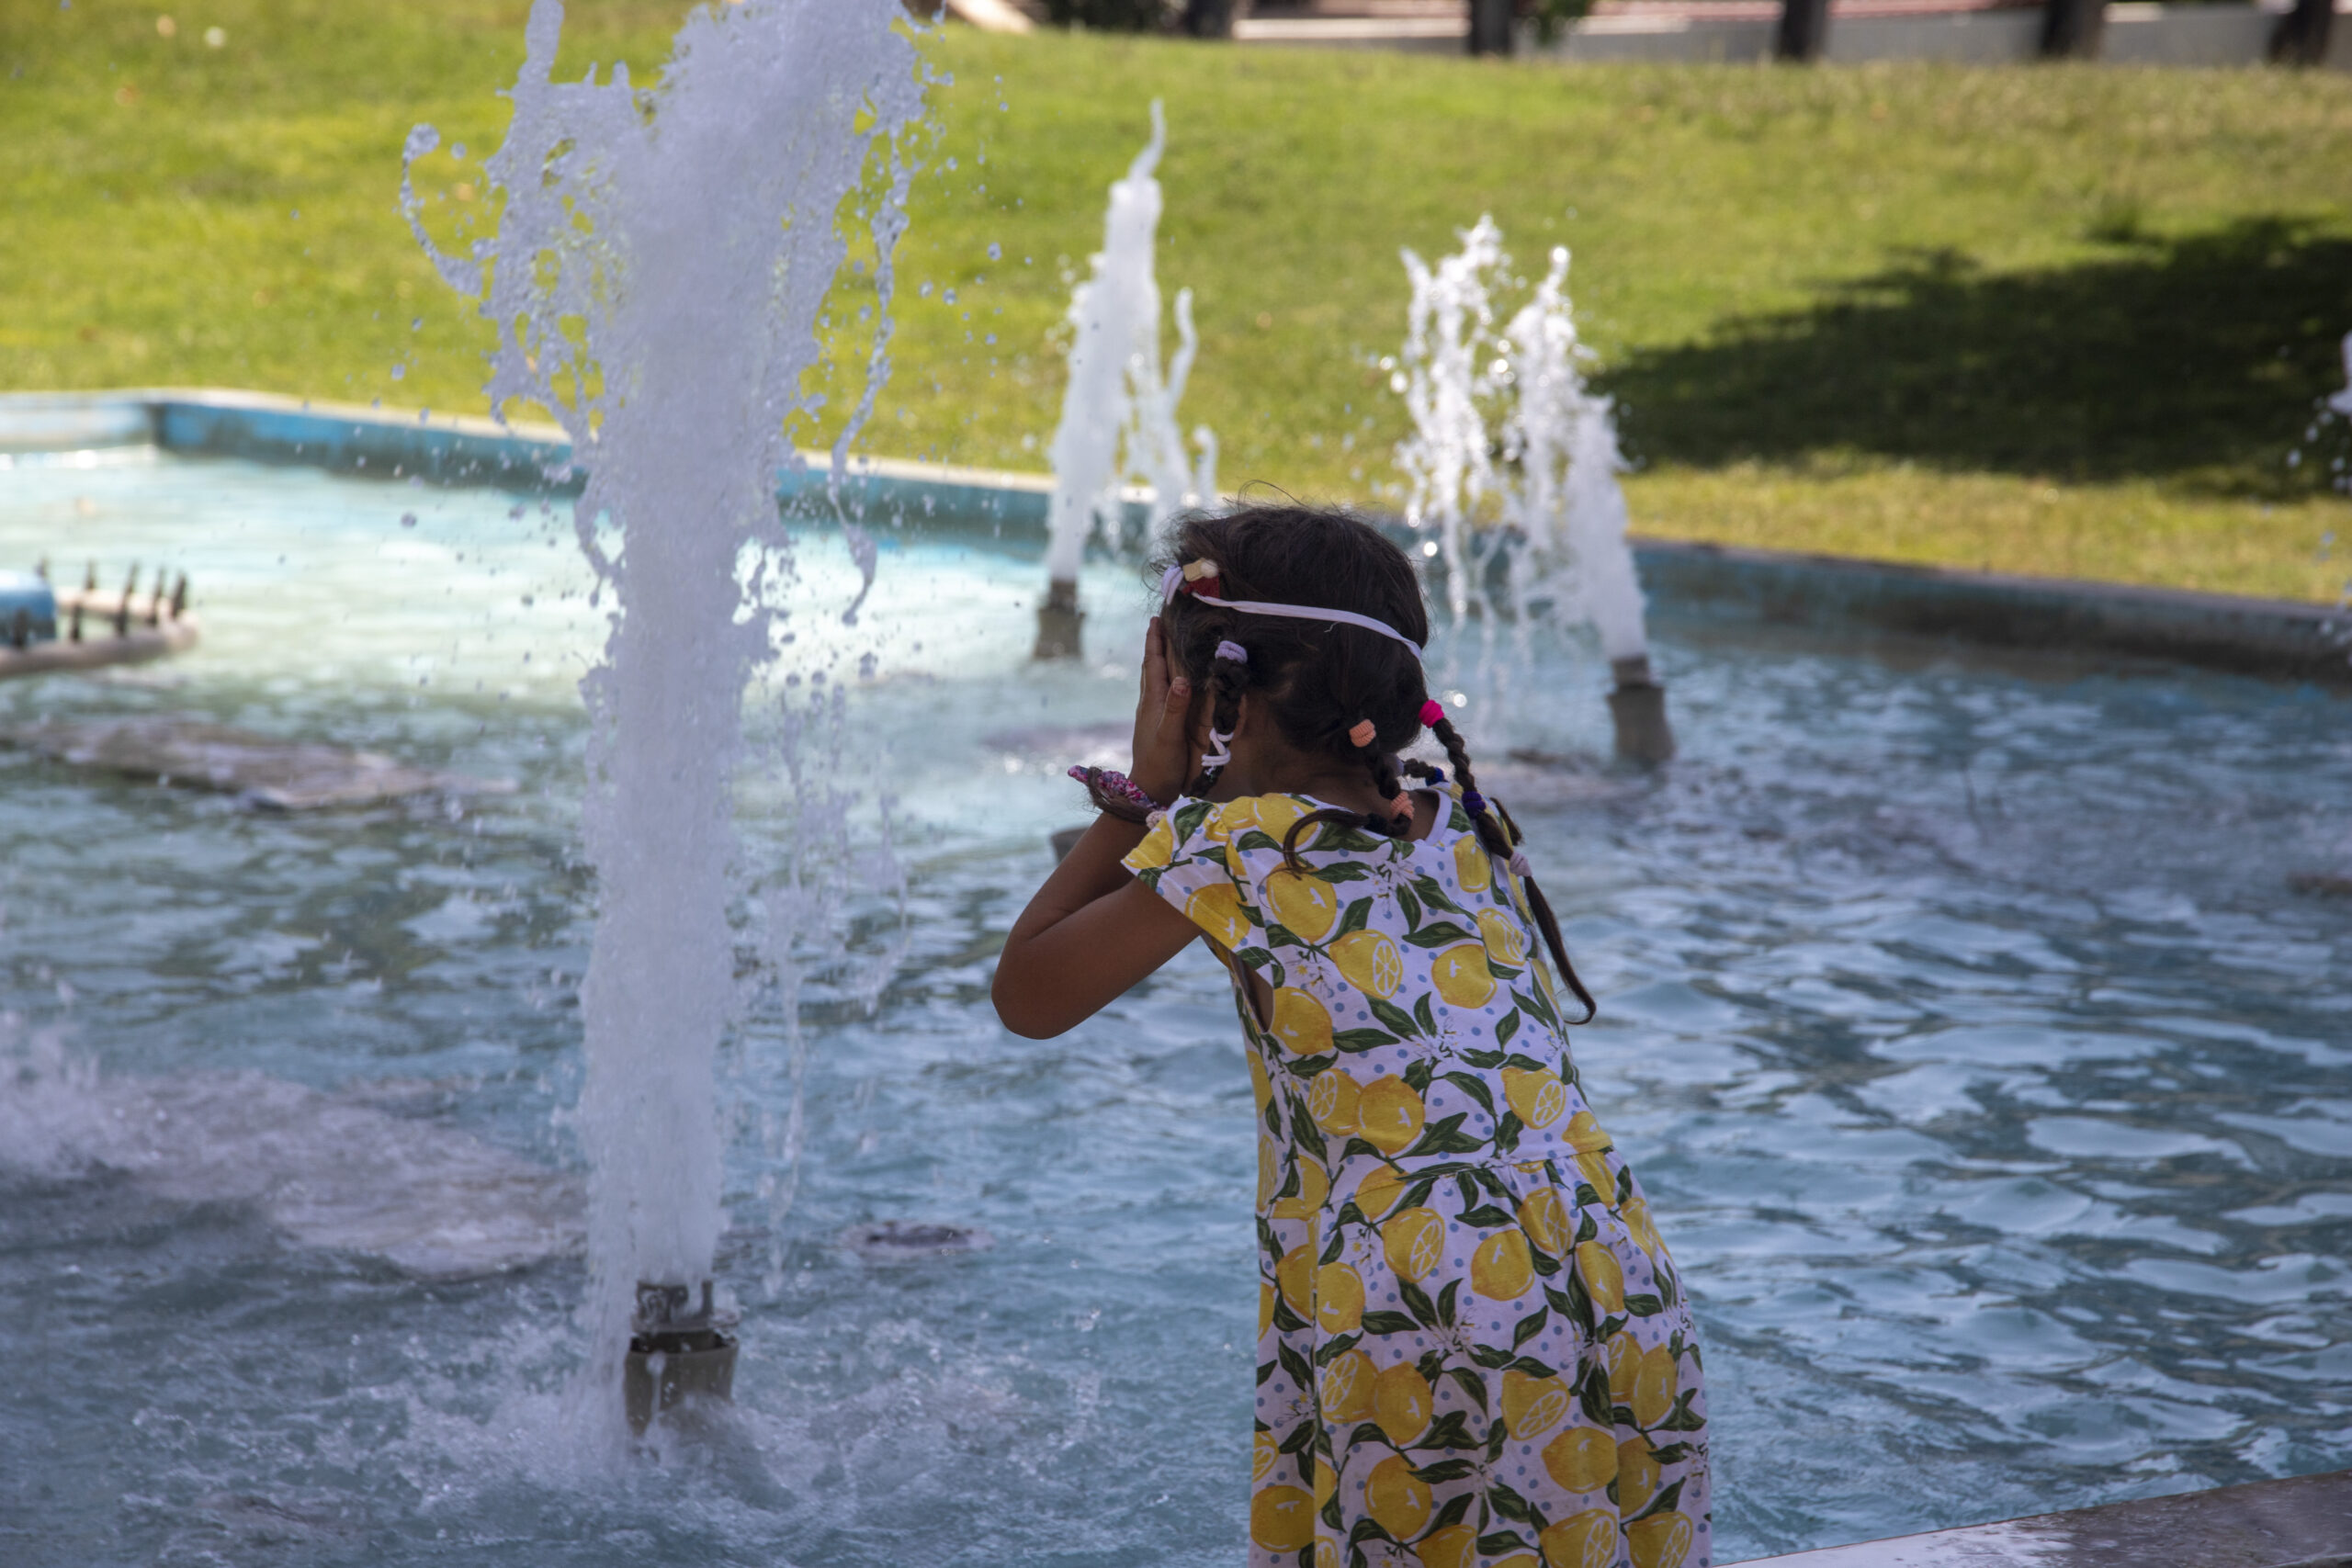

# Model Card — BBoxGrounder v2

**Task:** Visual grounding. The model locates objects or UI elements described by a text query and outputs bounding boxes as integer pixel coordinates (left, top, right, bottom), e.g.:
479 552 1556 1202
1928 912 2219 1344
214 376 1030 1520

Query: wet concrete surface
1742 1468 2351 1567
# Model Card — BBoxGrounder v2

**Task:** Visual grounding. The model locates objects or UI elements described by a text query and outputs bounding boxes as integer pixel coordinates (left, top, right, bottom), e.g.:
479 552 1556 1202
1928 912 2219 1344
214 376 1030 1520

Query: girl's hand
1130 615 1193 807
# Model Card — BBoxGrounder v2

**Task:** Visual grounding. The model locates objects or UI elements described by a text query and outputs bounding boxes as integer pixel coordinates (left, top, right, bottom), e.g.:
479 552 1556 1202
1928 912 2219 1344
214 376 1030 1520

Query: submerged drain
623 1280 738 1435
840 1220 996 1260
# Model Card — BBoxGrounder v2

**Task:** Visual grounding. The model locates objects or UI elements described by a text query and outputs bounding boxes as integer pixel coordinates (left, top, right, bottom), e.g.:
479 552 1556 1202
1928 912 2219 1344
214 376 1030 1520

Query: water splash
402 0 928 1445
1397 216 1668 758
1397 216 1649 662
1036 102 1216 656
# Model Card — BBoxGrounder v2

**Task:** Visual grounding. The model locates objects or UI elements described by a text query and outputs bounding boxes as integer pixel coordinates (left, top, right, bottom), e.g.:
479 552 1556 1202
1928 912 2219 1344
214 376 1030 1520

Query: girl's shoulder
1127 793 1319 875
1131 787 1483 875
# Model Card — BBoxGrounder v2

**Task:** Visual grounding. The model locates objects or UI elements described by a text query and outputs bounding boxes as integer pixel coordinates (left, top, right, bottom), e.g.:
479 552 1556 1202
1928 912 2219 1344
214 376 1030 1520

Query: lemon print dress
1125 788 1710 1568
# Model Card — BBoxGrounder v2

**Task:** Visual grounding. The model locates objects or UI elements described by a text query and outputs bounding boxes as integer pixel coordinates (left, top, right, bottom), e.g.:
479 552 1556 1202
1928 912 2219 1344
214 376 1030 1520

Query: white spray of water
1397 215 1649 663
1042 101 1216 587
402 0 927 1443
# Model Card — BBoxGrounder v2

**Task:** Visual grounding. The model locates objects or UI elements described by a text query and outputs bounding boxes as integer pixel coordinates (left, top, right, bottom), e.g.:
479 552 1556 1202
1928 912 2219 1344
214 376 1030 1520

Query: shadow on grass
1603 218 2352 495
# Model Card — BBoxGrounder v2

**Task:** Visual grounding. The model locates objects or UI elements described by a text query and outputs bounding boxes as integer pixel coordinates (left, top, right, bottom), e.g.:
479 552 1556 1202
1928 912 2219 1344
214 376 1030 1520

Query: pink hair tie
1348 720 1376 748
1419 699 1445 727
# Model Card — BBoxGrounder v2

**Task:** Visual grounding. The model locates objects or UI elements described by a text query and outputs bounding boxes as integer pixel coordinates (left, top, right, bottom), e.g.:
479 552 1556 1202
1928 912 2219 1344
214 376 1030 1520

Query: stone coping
1736 1466 2352 1567
0 388 2344 687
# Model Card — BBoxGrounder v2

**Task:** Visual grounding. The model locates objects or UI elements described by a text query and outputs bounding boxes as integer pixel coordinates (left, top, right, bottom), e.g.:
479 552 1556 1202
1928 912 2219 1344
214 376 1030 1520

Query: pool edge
1732 1465 2352 1567
2 388 2345 688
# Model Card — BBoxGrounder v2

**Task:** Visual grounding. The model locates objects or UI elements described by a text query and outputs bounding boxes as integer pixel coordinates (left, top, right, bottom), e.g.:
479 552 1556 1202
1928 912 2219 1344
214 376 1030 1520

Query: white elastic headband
1158 563 1424 660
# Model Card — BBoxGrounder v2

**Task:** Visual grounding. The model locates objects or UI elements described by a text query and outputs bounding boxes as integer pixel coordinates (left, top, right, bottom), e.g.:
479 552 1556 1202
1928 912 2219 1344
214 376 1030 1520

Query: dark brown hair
1153 503 1596 1023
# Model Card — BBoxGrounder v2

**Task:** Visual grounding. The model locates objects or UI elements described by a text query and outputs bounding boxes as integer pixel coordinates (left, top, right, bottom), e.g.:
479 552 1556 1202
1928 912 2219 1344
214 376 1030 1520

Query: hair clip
1348 720 1376 748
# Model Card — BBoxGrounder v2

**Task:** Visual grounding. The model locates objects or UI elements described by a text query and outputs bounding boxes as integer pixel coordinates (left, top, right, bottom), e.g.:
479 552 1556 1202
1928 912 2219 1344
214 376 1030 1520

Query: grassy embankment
5 1 2351 600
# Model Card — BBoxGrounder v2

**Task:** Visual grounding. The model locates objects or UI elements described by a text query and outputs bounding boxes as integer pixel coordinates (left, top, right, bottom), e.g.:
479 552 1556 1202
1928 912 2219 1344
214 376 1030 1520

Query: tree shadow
1601 218 2352 495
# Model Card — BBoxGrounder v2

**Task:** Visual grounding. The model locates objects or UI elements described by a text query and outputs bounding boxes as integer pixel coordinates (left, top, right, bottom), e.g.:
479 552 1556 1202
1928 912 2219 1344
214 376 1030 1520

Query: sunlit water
0 453 2346 1566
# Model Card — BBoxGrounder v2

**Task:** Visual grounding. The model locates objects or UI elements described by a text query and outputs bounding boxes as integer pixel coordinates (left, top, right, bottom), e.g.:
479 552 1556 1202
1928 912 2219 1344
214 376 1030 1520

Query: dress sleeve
1122 797 1261 953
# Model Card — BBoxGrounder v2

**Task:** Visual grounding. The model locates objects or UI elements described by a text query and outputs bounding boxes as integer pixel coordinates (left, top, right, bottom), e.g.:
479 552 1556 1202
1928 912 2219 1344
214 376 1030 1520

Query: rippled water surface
0 453 2346 1566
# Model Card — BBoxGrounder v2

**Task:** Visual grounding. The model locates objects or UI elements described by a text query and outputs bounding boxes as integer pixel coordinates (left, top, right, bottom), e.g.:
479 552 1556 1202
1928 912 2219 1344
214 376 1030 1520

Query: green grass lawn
6 1 2351 601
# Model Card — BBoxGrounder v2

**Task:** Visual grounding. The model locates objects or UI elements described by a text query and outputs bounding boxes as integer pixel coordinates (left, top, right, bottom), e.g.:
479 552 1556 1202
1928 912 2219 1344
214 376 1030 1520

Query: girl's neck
1210 747 1437 842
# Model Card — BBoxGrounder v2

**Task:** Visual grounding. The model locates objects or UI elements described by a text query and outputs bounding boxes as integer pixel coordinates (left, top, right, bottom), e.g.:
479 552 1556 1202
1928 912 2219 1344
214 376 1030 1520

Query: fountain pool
0 449 2346 1565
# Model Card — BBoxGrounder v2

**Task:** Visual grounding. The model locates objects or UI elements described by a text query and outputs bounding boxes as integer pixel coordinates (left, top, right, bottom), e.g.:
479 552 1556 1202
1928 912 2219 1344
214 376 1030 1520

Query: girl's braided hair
1153 504 1596 1023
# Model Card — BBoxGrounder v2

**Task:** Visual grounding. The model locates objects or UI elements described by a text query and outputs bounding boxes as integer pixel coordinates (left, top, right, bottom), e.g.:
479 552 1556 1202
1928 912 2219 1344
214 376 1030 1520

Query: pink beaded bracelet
1069 765 1161 824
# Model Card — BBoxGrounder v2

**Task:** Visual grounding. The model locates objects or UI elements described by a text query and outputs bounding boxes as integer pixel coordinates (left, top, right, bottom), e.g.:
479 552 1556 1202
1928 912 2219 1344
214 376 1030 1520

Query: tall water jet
1035 101 1216 660
402 0 927 1440
1396 216 1673 763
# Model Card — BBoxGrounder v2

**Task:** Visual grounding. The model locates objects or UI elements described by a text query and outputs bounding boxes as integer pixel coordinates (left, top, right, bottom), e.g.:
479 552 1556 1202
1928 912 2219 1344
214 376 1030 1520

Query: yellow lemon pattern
1121 791 1708 1568
1319 1348 1377 1423
1542 1424 1620 1495
1501 1369 1573 1440
1184 883 1255 952
1373 1361 1435 1446
1315 1260 1365 1336
1416 1524 1480 1568
1329 929 1405 998
1539 1509 1620 1568
1269 987 1334 1058
1453 832 1493 892
1357 1075 1426 1155
1429 942 1496 1009
1503 1066 1568 1130
1478 906 1530 966
1265 867 1342 942
1382 1205 1448 1282
1249 1485 1317 1552
1365 1456 1432 1540
1270 1157 1330 1222
1306 1069 1362 1137
1472 1229 1535 1300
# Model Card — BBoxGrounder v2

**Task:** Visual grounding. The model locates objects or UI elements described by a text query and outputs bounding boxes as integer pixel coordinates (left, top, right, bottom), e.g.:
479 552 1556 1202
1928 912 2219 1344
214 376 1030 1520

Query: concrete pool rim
2 386 2345 690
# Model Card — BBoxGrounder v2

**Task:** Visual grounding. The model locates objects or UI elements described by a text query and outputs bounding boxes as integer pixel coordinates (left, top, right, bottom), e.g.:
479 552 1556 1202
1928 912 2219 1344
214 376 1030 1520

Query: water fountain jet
1398 218 1674 763
403 0 928 1442
1035 103 1216 660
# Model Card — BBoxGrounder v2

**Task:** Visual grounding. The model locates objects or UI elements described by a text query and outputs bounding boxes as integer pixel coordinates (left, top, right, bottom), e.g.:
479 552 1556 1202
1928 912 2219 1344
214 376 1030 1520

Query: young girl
994 506 1709 1568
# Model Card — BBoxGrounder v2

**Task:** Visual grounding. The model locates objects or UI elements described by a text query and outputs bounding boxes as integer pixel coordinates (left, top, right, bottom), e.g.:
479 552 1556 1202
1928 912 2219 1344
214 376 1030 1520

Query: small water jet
403 0 927 1442
1035 102 1216 660
1397 216 1674 762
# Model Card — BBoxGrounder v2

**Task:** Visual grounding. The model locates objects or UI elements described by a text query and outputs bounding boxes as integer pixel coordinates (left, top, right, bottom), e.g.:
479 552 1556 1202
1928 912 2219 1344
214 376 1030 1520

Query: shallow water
0 452 2346 1566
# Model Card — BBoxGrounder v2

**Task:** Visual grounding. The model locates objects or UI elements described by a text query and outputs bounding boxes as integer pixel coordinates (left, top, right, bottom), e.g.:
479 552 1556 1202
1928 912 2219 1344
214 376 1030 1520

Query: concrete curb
1736 1465 2352 1567
1236 0 2352 67
1 388 2344 688
1637 537 2350 686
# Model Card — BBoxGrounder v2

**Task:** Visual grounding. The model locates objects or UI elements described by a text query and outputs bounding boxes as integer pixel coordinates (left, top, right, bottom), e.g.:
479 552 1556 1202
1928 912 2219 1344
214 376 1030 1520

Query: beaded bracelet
1068 765 1161 825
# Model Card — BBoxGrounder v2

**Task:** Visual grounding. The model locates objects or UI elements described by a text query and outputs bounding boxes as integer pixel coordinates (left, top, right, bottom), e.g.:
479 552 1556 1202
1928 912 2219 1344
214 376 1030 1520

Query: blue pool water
0 451 2346 1565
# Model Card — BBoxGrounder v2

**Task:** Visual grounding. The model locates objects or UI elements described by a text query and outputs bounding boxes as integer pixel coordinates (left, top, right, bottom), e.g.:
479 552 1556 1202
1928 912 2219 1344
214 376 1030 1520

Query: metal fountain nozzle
1033 577 1084 661
623 1279 739 1435
1607 654 1676 766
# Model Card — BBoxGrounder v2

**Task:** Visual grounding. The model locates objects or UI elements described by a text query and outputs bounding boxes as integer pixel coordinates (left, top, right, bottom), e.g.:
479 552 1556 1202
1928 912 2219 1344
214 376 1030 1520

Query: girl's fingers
1140 616 1166 700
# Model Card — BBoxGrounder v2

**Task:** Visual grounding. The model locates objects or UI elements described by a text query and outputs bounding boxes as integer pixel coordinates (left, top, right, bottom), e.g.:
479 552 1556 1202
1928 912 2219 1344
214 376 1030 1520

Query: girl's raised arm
991 618 1205 1039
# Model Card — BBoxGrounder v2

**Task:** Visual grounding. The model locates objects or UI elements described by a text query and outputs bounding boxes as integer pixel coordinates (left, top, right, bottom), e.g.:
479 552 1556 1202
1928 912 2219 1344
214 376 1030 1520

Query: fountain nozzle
623 1279 738 1435
1607 655 1676 766
1033 577 1084 661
